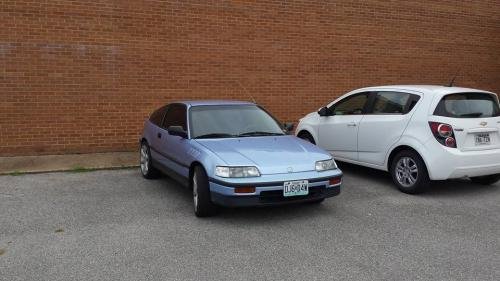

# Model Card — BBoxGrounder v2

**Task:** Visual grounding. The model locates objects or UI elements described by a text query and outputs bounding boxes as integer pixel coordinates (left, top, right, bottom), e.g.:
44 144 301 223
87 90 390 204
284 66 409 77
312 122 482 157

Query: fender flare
385 136 432 175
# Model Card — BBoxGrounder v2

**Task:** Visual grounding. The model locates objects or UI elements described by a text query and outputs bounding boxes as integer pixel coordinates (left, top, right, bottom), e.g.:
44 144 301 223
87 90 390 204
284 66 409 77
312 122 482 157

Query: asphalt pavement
1 164 499 281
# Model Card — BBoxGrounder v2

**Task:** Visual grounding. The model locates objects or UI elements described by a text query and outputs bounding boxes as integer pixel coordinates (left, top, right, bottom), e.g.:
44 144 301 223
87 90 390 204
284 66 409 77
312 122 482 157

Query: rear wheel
298 131 315 144
390 150 430 194
140 142 160 179
192 166 217 217
470 174 500 185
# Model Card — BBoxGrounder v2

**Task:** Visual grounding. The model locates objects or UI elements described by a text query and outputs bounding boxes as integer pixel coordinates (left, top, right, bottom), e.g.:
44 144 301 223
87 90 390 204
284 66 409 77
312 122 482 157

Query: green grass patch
9 170 24 176
69 166 96 173
55 228 64 233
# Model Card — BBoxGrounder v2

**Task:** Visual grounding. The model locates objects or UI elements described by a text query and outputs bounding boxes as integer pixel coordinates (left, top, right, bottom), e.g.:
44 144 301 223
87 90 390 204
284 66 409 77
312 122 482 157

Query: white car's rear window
433 92 500 118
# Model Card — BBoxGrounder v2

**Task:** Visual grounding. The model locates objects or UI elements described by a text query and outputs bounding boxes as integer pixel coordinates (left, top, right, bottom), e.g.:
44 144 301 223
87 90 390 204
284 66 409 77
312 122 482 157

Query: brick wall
1 1 499 156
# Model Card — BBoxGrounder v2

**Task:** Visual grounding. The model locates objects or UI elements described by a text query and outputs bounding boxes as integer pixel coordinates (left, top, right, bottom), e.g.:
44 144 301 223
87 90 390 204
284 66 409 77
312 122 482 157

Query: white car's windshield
189 105 285 139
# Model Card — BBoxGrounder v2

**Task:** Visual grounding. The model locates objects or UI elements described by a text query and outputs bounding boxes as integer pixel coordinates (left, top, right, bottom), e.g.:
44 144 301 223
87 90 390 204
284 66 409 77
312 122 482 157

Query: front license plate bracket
283 180 309 197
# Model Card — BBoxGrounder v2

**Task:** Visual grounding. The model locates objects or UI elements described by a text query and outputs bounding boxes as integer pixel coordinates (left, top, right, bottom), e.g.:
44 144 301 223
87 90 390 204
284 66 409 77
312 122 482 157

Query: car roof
355 85 496 96
174 100 256 107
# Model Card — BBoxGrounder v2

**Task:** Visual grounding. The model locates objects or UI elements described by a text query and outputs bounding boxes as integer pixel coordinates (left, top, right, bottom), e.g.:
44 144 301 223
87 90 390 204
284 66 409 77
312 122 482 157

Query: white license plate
475 133 491 145
283 180 309 197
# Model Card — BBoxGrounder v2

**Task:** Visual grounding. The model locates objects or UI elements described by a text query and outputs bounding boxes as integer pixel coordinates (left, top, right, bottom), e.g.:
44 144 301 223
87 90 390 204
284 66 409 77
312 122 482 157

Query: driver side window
329 93 370 115
162 104 187 130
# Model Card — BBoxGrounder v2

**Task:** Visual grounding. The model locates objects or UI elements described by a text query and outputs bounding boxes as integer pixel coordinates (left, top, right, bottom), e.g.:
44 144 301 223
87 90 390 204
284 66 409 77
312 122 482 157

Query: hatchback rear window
433 92 500 118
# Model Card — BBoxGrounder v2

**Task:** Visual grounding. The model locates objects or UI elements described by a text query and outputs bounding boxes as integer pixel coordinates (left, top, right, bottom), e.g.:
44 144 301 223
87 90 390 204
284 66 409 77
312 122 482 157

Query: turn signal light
235 187 256 194
329 177 342 186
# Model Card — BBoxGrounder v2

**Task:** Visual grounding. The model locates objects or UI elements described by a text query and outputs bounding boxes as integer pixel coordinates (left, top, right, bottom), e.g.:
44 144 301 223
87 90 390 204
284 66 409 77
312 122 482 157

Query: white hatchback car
296 85 500 193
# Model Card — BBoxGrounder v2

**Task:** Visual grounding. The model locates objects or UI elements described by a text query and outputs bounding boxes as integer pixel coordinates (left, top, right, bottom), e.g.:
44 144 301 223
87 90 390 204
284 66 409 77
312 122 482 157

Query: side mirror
318 107 332 117
167 126 188 138
283 122 295 133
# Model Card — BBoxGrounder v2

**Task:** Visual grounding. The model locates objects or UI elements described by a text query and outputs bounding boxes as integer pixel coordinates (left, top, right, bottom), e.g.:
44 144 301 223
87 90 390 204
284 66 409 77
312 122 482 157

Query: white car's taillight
429 122 457 148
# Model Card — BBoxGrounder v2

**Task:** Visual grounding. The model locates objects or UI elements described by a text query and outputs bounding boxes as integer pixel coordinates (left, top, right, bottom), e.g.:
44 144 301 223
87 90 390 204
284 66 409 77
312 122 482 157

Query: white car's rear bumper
423 139 500 180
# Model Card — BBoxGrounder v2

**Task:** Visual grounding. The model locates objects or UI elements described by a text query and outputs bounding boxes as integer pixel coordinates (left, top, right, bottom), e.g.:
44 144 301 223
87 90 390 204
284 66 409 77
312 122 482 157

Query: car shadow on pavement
424 179 499 197
337 161 499 197
154 174 337 220
336 161 393 185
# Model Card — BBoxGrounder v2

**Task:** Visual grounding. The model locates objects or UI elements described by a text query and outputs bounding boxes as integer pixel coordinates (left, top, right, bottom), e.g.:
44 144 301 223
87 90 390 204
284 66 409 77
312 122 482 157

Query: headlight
315 159 337 171
215 166 261 178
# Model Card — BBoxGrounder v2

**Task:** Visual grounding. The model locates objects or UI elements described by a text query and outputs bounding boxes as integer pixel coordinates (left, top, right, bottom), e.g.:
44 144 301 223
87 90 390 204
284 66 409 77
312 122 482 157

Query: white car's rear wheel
390 150 429 194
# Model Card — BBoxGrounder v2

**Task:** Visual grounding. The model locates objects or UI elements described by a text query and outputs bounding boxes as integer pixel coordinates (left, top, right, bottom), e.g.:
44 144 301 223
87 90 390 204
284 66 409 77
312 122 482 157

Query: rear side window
162 104 187 130
149 106 168 126
434 92 500 118
370 92 421 115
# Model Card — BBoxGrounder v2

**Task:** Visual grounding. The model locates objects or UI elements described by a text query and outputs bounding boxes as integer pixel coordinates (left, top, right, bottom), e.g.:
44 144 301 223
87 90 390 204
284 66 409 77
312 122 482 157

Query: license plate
283 180 309 197
475 133 490 145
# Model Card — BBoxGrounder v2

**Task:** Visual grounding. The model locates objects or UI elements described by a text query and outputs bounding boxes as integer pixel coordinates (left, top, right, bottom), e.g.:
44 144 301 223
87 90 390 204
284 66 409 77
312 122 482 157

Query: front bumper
208 169 343 207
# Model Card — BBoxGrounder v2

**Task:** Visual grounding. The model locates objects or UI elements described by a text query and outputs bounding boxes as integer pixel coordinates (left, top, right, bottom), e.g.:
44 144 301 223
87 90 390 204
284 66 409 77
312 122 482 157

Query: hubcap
395 157 418 187
140 144 149 175
193 174 199 211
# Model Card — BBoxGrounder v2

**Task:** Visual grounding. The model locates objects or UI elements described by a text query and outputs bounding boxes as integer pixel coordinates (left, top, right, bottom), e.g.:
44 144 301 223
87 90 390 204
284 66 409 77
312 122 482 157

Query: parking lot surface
1 164 499 281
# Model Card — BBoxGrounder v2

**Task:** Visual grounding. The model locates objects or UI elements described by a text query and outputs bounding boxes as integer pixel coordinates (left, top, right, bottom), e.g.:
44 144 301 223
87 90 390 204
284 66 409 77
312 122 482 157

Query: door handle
347 123 357 127
157 132 162 138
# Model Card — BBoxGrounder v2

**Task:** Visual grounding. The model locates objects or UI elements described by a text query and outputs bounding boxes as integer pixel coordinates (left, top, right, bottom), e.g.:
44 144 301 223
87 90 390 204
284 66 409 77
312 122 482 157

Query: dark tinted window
330 93 370 115
162 104 187 130
371 92 420 114
149 106 168 126
434 92 500 118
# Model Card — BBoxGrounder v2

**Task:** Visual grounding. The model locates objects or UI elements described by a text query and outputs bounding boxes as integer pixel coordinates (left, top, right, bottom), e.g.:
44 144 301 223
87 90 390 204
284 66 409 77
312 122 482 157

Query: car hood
195 135 332 175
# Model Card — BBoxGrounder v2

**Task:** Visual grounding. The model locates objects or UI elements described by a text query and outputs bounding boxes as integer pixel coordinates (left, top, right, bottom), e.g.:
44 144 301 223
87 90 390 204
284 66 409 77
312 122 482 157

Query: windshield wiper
238 131 285 137
194 133 237 139
459 112 484 117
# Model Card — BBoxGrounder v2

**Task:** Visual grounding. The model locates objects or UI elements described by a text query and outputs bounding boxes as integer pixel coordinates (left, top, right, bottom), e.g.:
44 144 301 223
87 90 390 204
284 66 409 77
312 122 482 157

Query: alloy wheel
140 144 149 175
193 174 199 212
395 157 418 187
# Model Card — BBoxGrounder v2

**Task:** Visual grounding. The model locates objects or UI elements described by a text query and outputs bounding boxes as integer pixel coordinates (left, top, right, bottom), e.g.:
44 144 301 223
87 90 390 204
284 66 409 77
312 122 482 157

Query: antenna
447 68 461 87
235 80 256 104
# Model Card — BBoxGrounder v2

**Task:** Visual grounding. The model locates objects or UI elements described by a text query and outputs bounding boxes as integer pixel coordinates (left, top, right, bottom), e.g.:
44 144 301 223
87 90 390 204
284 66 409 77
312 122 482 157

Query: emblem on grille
480 121 487 126
287 167 293 173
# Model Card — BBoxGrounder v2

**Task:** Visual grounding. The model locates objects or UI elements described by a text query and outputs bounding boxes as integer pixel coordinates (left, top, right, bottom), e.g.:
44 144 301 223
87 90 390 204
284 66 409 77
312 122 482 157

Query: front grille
258 186 326 203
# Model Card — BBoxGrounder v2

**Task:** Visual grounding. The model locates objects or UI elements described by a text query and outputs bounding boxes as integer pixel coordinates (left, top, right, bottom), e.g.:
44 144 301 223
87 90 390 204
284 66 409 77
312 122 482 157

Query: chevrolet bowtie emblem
480 121 487 126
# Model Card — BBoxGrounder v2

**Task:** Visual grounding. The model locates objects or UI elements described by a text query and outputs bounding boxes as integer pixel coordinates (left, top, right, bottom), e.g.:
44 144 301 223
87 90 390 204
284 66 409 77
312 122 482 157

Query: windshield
189 105 285 139
433 92 500 118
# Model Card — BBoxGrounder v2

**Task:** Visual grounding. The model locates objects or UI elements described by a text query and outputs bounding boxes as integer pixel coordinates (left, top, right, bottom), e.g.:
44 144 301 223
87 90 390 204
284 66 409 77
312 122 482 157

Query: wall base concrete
0 152 138 175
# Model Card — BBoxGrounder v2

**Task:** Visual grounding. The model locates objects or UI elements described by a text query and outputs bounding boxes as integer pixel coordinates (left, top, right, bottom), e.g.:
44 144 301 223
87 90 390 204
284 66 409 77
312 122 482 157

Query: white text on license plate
283 180 309 197
475 133 490 145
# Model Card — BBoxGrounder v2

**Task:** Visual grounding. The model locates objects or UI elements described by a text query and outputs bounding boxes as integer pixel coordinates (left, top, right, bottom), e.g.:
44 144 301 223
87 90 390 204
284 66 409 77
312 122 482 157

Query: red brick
1 0 499 156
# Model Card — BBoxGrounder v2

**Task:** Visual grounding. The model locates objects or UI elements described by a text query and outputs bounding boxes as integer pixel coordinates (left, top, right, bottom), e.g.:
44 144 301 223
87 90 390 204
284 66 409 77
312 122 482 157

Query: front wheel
390 150 430 194
298 131 315 144
470 174 500 185
192 166 217 217
140 142 160 179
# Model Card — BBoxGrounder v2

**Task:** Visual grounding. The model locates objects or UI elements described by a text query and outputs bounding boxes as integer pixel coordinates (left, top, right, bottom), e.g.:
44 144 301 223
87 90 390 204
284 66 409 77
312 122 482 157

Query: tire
470 174 500 185
298 131 315 144
192 166 217 217
140 142 160 179
390 150 430 194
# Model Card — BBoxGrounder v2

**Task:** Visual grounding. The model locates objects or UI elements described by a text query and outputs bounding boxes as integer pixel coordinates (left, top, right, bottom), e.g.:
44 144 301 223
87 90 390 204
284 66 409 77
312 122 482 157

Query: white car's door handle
347 123 357 127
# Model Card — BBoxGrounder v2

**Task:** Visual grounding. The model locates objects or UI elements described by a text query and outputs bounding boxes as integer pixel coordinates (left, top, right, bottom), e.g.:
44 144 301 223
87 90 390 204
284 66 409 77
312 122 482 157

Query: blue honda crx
140 101 343 217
